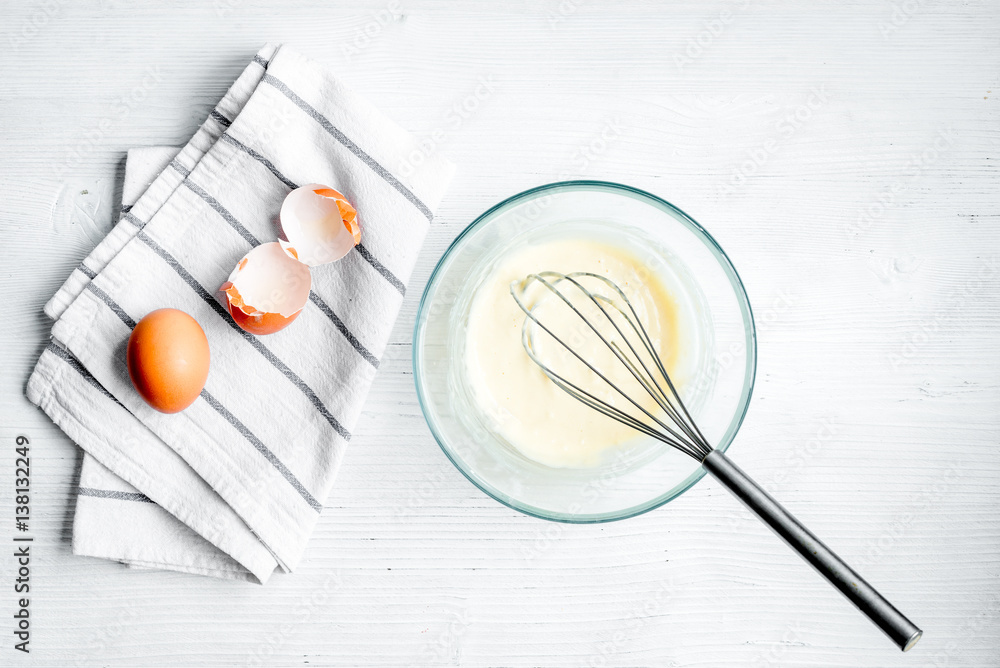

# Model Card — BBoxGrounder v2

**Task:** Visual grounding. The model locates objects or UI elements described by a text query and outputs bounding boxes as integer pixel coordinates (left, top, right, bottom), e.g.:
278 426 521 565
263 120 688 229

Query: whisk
510 271 922 652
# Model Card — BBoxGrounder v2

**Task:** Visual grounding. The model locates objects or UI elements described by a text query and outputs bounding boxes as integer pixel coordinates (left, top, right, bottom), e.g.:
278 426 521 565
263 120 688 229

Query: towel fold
27 43 455 582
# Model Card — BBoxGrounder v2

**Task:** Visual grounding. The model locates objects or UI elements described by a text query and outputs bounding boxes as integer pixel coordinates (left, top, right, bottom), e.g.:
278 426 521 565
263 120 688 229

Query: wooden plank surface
1 1 998 665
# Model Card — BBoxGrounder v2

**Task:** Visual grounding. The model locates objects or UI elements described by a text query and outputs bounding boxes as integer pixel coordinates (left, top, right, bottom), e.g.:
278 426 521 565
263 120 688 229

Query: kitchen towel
27 43 455 582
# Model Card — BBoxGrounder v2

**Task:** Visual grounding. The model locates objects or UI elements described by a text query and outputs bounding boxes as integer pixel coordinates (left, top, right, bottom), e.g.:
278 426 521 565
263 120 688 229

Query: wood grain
1 0 998 666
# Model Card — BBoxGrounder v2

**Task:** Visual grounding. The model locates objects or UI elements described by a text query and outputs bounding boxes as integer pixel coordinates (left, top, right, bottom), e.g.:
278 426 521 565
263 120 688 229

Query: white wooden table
1 1 998 666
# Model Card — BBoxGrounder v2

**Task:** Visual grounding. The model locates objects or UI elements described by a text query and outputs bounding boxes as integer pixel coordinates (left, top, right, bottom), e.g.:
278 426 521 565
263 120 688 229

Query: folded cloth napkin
27 43 455 582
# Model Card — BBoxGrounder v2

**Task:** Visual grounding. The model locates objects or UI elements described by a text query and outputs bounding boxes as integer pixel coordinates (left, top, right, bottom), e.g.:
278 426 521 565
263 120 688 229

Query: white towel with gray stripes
26 44 455 583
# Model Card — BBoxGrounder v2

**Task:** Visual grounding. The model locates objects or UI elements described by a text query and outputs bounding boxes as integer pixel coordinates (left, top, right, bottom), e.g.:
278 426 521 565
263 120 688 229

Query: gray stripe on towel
122 211 144 228
200 390 323 512
354 243 405 296
220 133 297 189
169 159 191 178
307 292 379 368
183 180 261 247
46 342 122 405
78 487 154 504
210 109 232 127
261 73 434 222
85 283 137 329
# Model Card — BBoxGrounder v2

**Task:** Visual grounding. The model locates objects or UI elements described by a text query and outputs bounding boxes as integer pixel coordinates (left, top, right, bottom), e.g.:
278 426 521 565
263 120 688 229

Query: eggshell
219 241 312 336
278 183 360 266
218 184 359 336
127 308 211 413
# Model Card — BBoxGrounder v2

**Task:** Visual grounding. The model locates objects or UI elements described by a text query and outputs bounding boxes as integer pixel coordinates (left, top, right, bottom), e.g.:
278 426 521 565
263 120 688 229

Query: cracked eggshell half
220 241 312 336
279 183 360 266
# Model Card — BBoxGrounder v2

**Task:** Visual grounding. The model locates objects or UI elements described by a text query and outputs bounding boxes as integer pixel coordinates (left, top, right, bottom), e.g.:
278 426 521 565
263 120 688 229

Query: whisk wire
513 291 701 458
510 271 712 460
581 272 713 456
590 279 713 453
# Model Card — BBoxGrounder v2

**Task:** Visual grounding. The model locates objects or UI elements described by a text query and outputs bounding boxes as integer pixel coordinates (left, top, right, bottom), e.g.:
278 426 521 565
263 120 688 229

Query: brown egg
127 308 211 413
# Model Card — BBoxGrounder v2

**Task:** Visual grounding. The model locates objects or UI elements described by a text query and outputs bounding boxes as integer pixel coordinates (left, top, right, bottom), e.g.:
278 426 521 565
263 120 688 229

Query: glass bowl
413 181 756 522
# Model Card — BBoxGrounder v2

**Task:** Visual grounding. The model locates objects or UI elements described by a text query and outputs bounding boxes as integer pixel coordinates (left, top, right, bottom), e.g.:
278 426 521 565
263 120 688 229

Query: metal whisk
510 271 922 652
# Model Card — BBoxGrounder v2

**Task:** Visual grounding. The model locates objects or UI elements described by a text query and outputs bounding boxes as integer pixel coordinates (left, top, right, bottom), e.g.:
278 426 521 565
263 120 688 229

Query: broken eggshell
219 184 359 336
279 183 360 266
220 242 312 336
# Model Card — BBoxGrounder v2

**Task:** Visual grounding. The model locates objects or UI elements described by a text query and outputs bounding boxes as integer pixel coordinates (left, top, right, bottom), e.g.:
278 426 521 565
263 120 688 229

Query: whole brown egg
126 308 210 413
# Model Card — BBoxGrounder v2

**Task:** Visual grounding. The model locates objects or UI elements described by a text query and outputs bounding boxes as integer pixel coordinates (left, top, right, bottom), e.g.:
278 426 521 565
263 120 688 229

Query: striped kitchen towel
26 44 455 582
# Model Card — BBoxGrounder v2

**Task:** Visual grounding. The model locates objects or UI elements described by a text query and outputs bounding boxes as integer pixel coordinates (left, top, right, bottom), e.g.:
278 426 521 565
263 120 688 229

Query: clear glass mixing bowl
413 181 756 522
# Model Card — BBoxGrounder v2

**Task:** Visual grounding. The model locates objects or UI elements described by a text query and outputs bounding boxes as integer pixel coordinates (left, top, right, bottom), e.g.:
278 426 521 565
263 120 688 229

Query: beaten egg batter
464 237 690 468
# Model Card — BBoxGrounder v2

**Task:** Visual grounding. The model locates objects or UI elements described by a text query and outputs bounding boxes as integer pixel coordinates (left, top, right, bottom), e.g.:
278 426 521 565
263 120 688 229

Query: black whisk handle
701 449 923 652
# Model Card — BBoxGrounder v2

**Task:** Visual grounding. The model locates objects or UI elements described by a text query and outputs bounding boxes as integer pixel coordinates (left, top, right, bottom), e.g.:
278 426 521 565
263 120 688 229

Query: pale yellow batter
464 237 689 468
